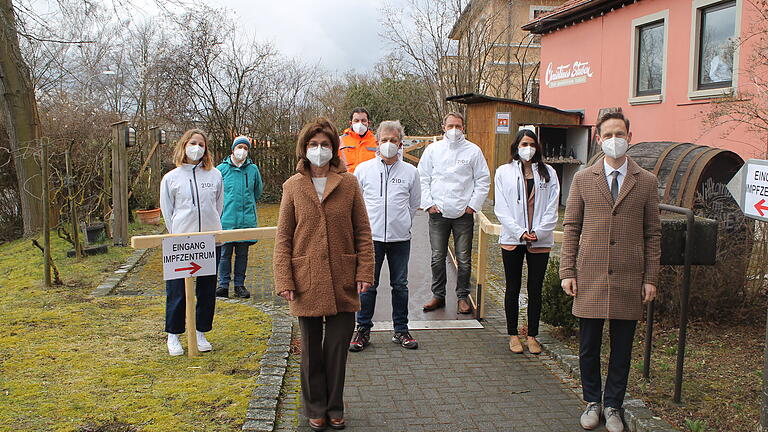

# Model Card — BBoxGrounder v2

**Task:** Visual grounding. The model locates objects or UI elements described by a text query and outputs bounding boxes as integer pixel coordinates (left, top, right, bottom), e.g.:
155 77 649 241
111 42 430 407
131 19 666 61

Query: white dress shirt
603 157 628 194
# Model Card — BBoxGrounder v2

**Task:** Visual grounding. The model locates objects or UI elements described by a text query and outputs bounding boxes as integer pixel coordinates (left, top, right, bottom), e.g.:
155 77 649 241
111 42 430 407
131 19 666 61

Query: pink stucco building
523 0 767 160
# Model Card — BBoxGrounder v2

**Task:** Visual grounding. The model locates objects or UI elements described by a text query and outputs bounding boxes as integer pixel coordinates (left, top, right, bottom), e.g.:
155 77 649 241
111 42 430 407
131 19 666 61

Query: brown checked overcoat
559 156 661 320
273 161 375 317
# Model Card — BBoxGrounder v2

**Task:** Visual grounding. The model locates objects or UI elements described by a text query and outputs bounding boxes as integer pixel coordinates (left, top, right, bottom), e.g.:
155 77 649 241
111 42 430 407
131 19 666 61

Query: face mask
185 144 205 162
307 146 333 167
233 148 248 161
379 141 399 159
601 137 629 159
352 122 368 136
445 128 464 144
518 146 536 162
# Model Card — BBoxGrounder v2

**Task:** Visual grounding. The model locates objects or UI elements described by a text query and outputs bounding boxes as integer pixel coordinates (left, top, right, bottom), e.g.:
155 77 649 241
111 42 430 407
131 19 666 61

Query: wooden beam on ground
131 226 278 249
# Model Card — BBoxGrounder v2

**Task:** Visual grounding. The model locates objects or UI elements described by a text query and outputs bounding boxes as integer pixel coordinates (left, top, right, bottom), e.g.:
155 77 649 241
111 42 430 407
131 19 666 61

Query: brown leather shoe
308 417 327 431
423 297 445 311
457 298 472 314
527 336 542 355
509 336 523 353
328 417 346 430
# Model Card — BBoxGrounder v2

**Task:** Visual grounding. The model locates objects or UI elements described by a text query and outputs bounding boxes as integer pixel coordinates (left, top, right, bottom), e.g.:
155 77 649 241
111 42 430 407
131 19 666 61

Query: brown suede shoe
328 417 346 430
527 336 542 355
457 298 472 314
308 417 327 431
509 336 523 353
423 297 445 311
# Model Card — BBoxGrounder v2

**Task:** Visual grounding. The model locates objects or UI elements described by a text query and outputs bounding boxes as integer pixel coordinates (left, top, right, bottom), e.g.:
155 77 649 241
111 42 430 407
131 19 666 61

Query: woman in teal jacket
216 136 264 298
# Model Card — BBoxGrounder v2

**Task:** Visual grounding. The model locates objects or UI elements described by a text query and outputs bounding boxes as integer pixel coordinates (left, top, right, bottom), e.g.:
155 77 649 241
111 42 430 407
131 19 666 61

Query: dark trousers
299 312 356 419
579 318 637 408
357 240 411 333
501 246 549 336
428 212 474 299
218 242 250 288
165 246 221 334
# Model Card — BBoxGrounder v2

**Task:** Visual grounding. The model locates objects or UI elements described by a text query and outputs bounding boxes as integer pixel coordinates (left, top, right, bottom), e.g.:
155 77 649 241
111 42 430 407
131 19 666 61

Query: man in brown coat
560 112 661 432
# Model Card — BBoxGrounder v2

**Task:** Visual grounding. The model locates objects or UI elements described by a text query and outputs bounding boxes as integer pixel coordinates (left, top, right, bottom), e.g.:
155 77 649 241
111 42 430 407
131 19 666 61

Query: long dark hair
509 129 550 183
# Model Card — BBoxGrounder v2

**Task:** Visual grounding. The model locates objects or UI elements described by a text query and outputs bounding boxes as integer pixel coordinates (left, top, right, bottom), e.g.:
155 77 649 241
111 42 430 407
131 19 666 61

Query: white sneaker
167 333 184 356
604 407 624 432
196 330 212 352
580 402 602 430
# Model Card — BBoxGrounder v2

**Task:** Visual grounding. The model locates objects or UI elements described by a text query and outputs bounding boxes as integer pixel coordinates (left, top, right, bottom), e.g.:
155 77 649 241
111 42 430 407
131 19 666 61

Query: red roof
525 0 593 27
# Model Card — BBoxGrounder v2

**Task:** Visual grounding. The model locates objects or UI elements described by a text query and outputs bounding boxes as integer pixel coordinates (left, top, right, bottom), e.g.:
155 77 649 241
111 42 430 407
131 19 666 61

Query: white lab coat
355 155 421 242
418 137 490 219
494 161 560 248
160 164 223 235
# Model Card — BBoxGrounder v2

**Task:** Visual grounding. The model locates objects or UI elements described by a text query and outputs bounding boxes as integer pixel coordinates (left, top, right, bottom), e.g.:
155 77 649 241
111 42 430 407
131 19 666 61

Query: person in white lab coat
159 129 223 356
418 112 490 314
350 120 421 352
494 129 559 354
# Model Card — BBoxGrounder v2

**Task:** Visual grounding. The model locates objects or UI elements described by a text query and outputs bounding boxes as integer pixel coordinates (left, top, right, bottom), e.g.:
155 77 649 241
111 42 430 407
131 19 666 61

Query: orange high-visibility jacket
339 128 377 174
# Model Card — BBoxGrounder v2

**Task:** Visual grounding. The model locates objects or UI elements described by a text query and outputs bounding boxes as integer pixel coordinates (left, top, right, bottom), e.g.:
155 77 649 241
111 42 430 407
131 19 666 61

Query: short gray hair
376 120 405 142
442 111 464 126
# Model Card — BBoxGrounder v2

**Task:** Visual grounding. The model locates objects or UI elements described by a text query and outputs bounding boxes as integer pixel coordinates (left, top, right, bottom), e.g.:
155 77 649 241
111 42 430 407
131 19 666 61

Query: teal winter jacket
216 156 264 244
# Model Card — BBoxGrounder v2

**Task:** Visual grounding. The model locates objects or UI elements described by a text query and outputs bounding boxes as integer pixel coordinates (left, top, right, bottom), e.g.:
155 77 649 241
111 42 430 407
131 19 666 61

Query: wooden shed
447 93 584 202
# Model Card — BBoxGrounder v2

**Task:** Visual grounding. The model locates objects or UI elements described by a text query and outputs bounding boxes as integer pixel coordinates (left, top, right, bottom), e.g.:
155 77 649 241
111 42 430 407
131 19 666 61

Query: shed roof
446 93 583 118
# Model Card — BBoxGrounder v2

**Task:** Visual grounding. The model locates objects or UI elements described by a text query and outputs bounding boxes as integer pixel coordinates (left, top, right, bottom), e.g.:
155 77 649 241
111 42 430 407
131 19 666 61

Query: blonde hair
173 129 214 170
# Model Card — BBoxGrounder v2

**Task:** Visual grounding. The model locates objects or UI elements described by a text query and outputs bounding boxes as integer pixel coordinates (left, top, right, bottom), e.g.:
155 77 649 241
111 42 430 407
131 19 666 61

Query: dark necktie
611 171 620 203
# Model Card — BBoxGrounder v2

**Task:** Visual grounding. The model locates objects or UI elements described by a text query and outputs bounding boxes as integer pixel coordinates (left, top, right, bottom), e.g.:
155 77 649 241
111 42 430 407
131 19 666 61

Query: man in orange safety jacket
339 107 377 173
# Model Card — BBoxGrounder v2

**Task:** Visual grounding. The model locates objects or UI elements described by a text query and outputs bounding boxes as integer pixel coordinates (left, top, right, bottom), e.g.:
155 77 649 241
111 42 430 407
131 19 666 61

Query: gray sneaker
604 407 624 432
580 402 602 430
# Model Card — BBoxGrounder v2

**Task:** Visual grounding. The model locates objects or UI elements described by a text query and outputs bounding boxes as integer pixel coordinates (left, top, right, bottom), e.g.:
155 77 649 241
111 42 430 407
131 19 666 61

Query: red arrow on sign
175 262 202 275
756 199 768 217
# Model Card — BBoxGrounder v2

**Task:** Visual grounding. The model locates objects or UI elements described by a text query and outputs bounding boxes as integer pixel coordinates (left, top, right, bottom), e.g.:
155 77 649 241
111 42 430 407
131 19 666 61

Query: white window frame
530 5 556 20
688 0 742 100
628 10 669 106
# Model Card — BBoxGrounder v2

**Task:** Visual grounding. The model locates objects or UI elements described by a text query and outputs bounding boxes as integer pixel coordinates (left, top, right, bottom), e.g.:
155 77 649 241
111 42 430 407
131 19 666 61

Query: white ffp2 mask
186 144 205 162
233 148 248 161
518 146 536 162
379 141 399 158
307 146 333 167
445 128 464 144
352 123 368 136
602 137 629 159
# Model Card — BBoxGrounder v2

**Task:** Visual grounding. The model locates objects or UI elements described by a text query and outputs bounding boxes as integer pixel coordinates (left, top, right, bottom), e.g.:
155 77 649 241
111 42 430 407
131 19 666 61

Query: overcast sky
209 0 407 73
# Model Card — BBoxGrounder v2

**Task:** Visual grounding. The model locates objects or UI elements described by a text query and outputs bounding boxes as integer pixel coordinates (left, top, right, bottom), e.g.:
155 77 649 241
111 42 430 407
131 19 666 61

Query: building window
636 21 664 96
530 6 555 44
629 10 669 105
689 0 741 99
697 1 736 89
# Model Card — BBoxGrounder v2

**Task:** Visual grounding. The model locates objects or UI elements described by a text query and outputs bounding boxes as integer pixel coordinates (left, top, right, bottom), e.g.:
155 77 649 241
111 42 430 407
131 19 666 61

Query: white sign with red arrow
727 159 768 223
161 234 217 280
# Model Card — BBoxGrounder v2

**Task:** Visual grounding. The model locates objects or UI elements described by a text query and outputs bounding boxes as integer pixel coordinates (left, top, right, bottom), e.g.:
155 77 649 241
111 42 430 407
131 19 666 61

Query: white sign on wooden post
727 159 768 223
162 235 217 280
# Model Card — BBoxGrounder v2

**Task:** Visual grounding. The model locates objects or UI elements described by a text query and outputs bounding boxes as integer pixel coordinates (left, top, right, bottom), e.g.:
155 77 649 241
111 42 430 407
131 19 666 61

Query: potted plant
133 181 161 225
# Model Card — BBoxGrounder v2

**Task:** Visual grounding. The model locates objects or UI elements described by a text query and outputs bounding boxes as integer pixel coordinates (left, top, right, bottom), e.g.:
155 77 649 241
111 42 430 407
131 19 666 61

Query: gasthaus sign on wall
545 60 594 88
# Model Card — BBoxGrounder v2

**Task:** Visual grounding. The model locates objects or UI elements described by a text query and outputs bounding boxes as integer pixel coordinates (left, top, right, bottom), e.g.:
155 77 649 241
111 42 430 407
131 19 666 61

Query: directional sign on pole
162 235 217 280
727 159 768 223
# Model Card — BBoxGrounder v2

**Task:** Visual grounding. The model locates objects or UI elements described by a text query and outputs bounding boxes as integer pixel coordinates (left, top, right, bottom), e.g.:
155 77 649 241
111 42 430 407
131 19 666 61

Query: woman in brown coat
274 117 374 431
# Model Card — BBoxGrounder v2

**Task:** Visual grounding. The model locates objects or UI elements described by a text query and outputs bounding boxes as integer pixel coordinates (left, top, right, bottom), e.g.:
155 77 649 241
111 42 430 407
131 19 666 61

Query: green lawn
0 226 271 431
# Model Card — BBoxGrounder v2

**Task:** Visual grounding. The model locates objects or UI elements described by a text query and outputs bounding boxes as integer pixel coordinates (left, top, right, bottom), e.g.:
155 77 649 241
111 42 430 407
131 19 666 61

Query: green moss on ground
0 229 271 431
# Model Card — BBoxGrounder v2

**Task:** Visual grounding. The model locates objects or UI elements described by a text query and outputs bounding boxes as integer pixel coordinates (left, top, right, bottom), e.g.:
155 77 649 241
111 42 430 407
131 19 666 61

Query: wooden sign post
132 227 277 358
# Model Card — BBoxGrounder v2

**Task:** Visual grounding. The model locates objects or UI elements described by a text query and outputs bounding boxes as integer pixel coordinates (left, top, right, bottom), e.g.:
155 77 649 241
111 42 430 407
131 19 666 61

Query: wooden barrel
587 142 743 208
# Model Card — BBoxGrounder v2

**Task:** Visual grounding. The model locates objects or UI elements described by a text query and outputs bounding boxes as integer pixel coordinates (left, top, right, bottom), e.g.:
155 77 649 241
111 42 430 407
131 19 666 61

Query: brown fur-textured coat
559 157 661 320
273 162 374 317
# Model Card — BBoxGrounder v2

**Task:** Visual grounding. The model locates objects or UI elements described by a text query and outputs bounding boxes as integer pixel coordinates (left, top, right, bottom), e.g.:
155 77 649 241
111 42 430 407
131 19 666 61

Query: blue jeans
165 246 221 334
357 240 411 333
218 242 250 288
